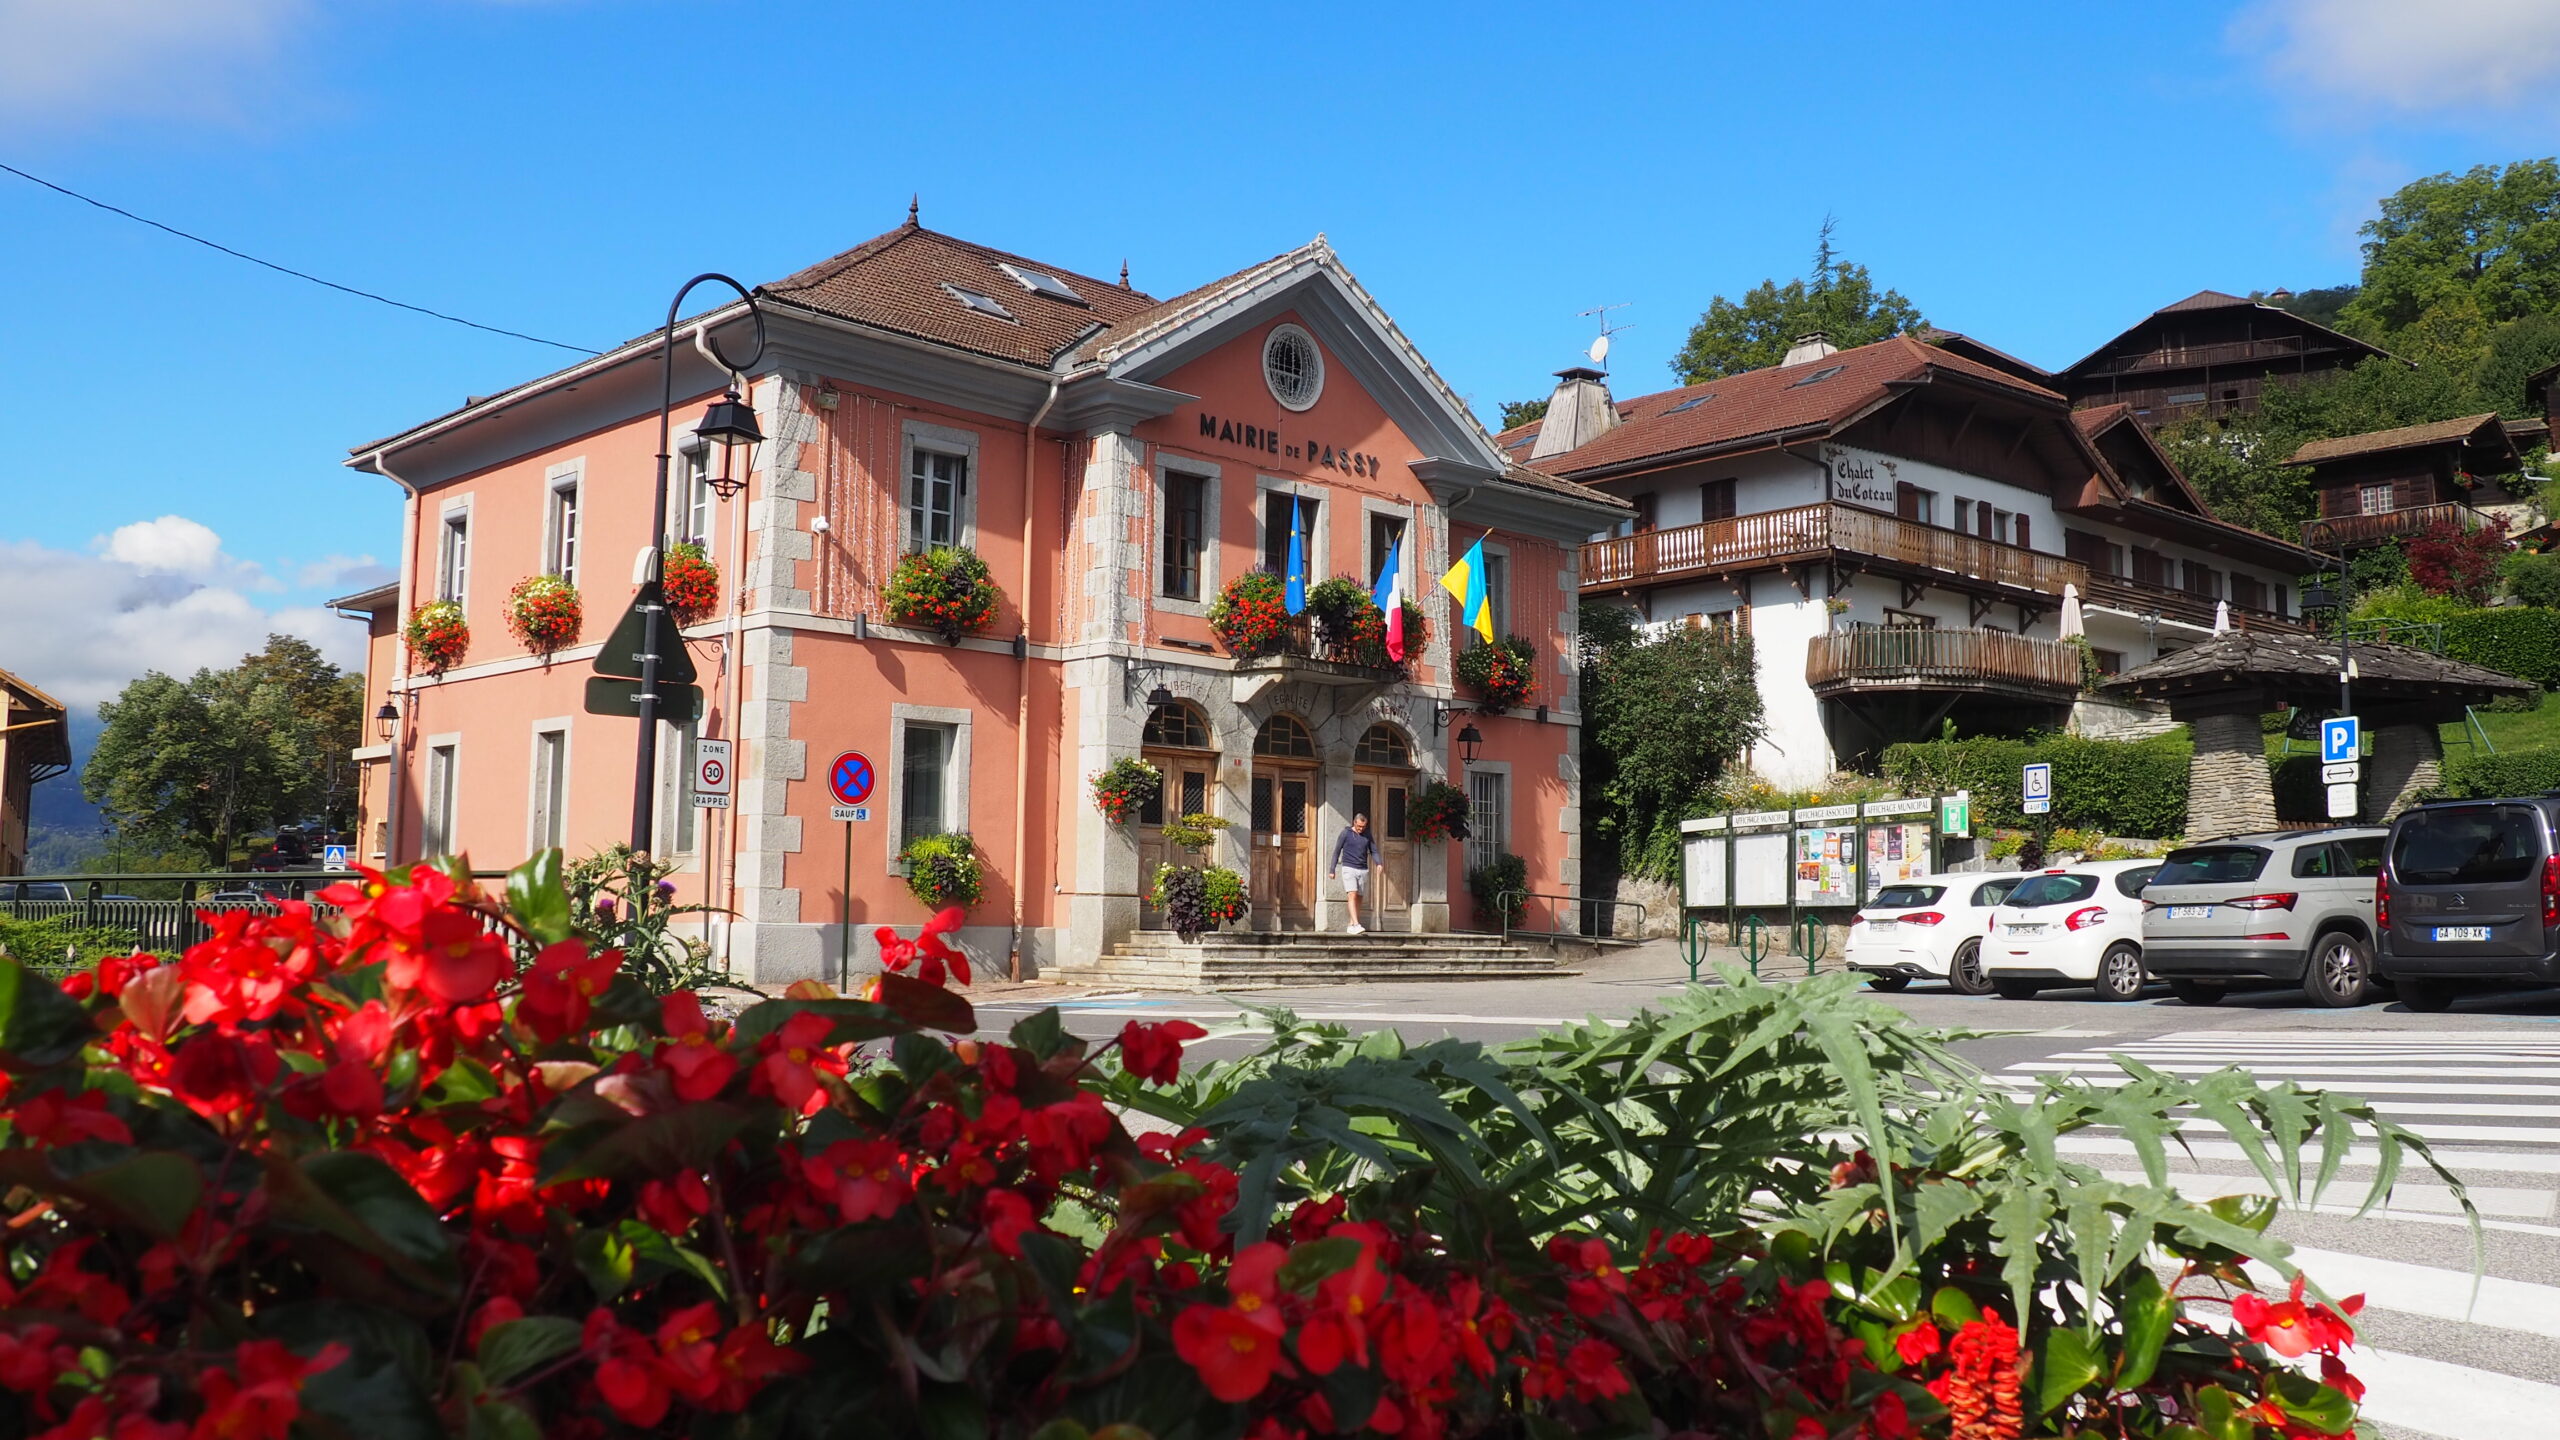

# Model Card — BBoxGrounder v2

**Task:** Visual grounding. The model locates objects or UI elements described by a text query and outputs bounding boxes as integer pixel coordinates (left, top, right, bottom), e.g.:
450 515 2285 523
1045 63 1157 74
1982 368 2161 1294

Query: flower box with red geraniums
663 542 720 626
1455 634 1537 711
506 572 583 654
883 545 1001 643
1208 570 1290 658
1408 780 1471 843
403 598 469 673
1090 755 1163 824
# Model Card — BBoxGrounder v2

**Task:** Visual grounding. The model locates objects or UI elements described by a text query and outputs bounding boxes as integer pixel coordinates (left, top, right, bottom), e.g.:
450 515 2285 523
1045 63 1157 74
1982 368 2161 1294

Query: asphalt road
968 943 2560 1440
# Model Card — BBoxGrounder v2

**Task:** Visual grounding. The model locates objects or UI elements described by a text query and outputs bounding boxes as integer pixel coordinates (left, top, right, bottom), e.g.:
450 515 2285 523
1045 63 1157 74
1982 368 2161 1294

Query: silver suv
2140 827 2387 1007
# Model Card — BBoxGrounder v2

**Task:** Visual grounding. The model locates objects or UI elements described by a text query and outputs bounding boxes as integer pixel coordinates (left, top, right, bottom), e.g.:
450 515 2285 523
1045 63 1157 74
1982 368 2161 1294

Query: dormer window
942 283 1017 322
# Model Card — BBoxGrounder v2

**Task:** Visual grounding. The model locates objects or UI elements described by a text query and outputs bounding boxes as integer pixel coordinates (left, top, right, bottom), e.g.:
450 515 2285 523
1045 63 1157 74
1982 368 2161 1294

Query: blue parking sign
2321 716 2360 765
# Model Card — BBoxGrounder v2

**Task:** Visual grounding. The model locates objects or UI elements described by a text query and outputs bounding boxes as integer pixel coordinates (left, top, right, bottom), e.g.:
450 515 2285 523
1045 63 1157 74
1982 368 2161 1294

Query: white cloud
103 515 225 575
0 0 308 129
297 554 393 592
2239 0 2560 113
0 533 366 710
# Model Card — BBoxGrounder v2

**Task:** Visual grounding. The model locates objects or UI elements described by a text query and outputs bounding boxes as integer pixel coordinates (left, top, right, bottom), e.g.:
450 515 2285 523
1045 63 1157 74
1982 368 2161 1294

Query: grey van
2375 798 2560 1011
2140 828 2386 1006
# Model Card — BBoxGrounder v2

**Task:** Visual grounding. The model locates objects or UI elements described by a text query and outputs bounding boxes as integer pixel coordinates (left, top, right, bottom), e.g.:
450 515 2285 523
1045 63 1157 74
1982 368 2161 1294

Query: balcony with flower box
2301 501 2477 553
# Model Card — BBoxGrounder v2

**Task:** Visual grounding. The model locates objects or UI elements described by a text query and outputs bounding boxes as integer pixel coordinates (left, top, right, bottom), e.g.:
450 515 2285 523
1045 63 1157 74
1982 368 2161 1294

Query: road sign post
2021 763 2053 817
828 752 875 989
2321 717 2361 819
691 738 733 810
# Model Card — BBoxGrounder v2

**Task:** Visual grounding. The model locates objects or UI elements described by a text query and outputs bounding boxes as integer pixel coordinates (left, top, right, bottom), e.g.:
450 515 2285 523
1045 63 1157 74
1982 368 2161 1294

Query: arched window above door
1143 702 1213 750
1354 723 1413 768
1253 714 1316 758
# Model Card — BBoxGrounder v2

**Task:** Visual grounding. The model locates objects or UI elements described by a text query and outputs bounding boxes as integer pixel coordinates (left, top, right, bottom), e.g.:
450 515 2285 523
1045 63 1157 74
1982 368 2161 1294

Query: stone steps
1046 928 1575 990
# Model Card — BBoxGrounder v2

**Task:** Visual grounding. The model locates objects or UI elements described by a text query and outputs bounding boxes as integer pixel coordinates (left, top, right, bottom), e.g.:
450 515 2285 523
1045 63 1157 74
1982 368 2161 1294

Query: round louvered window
1263 324 1323 411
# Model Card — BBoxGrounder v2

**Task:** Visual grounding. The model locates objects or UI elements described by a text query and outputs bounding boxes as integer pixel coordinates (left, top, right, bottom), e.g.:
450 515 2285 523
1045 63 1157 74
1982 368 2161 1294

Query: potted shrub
504 573 582 654
1468 851 1529 930
884 546 1001 643
663 541 721 626
1208 571 1291 658
1090 755 1163 824
900 832 983 909
403 599 469 674
1303 576 1427 668
1455 634 1537 711
1152 861 1250 940
1408 780 1471 843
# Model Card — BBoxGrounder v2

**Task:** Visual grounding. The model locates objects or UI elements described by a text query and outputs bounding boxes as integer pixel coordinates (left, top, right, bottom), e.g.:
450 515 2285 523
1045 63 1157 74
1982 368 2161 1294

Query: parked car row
1848 796 2560 1010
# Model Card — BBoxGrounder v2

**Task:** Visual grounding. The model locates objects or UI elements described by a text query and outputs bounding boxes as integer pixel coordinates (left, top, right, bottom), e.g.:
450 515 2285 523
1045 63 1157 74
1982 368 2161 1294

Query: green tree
1669 218 1925 384
82 634 362 865
2261 284 2359 330
2473 311 2560 418
1497 397 1548 431
2151 411 2313 540
1577 603 1766 881
2342 158 2560 337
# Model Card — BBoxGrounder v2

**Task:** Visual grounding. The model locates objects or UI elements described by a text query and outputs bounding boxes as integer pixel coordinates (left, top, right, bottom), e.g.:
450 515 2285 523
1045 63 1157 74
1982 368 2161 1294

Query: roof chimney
1780 332 1837 368
1528 366 1620 460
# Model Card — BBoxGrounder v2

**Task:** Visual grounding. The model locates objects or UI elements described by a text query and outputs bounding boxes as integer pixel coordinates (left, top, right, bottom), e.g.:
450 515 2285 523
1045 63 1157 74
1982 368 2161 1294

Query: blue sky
3 0 2556 706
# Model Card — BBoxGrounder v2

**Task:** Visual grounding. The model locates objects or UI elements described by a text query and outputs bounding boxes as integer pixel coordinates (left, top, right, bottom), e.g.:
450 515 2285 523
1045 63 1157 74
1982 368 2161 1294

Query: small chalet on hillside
1502 335 2313 785
2061 290 2387 430
2288 414 2537 553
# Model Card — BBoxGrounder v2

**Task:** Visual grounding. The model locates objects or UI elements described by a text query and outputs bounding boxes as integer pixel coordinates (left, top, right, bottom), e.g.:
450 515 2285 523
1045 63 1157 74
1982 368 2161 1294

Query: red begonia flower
1173 1303 1282 1402
1118 1019 1208 1085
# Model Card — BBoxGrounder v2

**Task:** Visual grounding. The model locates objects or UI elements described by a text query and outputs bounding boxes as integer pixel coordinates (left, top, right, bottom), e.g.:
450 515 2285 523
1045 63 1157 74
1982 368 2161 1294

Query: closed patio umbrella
2059 583 2084 640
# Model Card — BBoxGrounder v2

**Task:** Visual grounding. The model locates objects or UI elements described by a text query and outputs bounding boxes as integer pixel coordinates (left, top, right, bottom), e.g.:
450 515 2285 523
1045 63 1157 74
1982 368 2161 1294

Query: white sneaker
1346 922 1365 935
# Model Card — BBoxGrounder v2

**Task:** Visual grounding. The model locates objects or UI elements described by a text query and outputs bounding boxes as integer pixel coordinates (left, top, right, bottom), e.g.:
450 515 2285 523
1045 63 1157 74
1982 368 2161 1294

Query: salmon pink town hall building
340 220 1624 981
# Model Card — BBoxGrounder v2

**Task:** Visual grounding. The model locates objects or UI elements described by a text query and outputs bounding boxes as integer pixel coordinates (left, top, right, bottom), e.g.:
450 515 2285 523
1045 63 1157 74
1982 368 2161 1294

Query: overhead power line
0 160 602 355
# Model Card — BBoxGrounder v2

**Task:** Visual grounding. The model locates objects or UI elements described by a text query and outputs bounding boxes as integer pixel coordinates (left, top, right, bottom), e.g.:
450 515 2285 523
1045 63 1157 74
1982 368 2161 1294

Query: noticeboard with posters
1793 826 1858 906
1863 822 1932 900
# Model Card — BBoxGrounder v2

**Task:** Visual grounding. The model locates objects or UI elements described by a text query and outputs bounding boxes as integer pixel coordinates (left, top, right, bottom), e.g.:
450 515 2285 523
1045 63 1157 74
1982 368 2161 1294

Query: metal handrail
1489 890 1644 941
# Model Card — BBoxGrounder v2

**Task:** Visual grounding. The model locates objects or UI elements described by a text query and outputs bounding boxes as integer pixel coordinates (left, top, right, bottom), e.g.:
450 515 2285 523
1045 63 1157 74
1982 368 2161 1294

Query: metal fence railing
0 870 509 957
1489 890 1647 941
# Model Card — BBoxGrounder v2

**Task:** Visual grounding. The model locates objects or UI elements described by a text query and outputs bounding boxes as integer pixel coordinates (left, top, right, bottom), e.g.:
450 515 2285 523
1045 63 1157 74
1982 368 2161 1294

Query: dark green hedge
1878 732 2192 838
2440 608 2560 689
2269 753 2327 822
2433 748 2560 799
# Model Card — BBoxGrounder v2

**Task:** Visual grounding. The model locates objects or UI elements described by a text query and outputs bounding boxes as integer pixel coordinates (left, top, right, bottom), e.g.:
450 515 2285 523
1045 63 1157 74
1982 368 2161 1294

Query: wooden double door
1137 749 1217 930
1350 767 1414 932
1249 763 1316 930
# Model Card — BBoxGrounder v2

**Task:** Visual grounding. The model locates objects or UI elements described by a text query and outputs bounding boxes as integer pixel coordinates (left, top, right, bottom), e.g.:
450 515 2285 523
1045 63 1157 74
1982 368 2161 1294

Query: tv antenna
1577 302 1632 372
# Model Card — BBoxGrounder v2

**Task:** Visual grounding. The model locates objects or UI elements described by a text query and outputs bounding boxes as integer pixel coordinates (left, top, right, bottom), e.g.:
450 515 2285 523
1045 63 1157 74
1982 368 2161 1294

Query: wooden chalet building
2061 290 2387 429
1502 335 2313 786
2290 413 2536 552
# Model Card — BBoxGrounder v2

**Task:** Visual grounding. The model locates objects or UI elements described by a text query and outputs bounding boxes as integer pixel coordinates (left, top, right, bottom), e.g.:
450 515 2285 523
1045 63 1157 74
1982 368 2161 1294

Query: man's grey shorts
1337 865 1370 895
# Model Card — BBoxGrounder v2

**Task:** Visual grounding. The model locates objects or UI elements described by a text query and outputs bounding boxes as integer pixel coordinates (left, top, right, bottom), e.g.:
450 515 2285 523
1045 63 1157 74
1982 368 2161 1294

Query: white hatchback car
1982 859 2166 1001
1843 872 2028 995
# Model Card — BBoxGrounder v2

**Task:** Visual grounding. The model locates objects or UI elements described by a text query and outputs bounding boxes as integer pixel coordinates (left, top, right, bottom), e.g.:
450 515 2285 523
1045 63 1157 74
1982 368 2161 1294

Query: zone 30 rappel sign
690 739 733 810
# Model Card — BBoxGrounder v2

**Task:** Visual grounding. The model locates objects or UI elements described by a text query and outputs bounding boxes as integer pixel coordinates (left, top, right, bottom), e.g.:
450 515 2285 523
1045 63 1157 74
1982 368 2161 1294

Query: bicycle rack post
1795 914 1827 976
1738 913 1768 978
1678 911 1709 983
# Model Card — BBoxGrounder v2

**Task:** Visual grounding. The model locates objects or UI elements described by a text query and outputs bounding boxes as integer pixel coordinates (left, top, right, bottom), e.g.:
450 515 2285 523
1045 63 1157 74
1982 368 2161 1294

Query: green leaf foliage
1671 217 1926 384
1878 732 2190 837
1577 602 1767 880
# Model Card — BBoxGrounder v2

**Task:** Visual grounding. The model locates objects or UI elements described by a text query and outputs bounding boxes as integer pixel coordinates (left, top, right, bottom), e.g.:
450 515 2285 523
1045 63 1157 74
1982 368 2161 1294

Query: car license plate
1868 919 1897 932
2433 926 2490 942
2009 923 2047 936
2167 906 2212 920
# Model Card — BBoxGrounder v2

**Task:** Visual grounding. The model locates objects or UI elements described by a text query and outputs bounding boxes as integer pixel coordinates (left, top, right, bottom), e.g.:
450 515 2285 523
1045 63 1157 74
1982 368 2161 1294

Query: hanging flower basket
1091 756 1163 824
403 600 470 674
1408 781 1472 844
663 542 720 626
1152 862 1249 941
884 546 1001 643
1454 635 1537 711
505 574 582 654
900 832 984 909
1208 571 1290 658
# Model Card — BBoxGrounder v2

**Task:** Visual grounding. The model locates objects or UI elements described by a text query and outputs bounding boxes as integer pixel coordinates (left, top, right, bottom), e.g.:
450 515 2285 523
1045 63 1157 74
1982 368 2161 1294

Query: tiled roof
2155 289 2255 313
1518 334 2066 478
2285 413 2505 467
2071 402 2133 436
759 224 1163 369
1921 328 2055 382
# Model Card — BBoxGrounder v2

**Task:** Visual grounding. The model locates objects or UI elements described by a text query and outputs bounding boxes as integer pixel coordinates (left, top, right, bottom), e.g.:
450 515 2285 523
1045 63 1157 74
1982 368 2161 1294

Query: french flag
1371 534 1408 663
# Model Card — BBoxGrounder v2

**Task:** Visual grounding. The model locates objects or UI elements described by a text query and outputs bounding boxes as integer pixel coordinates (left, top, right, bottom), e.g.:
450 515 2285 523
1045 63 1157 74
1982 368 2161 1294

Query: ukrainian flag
1441 537 1495 642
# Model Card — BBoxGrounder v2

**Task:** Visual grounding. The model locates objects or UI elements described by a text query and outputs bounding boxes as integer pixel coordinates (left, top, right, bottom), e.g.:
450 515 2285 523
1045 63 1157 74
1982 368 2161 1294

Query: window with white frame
530 727 568 852
424 743 459 857
908 447 970 551
1465 771 1509 877
658 719 699 856
544 472 581 582
438 512 470 604
899 720 958 847
676 442 715 551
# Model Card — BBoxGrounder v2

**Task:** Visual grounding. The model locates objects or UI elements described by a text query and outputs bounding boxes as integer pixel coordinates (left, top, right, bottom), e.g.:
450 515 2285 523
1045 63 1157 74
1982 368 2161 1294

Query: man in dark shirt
1333 812 1377 934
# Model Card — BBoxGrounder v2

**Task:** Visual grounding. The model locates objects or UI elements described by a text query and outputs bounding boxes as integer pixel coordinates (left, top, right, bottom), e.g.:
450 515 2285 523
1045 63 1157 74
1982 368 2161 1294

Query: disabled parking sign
2021 762 2052 816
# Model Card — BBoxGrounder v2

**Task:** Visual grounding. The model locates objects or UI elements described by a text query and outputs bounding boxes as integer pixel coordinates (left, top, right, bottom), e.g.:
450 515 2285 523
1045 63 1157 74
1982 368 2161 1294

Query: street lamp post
630 275 766 857
2301 546 2351 719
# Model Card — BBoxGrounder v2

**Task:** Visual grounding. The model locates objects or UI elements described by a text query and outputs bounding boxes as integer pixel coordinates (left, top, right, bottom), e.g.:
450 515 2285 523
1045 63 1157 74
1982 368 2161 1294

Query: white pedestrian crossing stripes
1991 1028 2560 1440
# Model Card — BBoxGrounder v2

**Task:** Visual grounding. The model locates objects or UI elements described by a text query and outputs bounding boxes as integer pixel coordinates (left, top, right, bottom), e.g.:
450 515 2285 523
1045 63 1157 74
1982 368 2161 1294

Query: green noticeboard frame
1679 796 1949 975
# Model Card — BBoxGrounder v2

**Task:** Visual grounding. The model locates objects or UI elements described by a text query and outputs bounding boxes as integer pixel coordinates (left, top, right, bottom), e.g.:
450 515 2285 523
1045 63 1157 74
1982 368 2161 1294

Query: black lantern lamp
695 388 764 500
1146 684 1178 709
2301 577 2340 613
374 699 398 742
1454 722 1484 765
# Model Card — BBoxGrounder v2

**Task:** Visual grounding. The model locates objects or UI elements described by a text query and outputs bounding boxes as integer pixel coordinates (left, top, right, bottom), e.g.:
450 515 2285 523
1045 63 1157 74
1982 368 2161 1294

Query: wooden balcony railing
2081 573 2304 633
2302 502 2476 552
1805 627 2085 696
1580 503 2084 599
2080 337 2315 378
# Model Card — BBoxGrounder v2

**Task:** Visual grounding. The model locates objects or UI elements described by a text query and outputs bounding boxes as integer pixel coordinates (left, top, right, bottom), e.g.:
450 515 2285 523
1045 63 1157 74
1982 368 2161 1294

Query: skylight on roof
1665 393 1717 414
1786 364 1845 388
996 261 1085 305
1502 434 1535 450
942 283 1017 322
